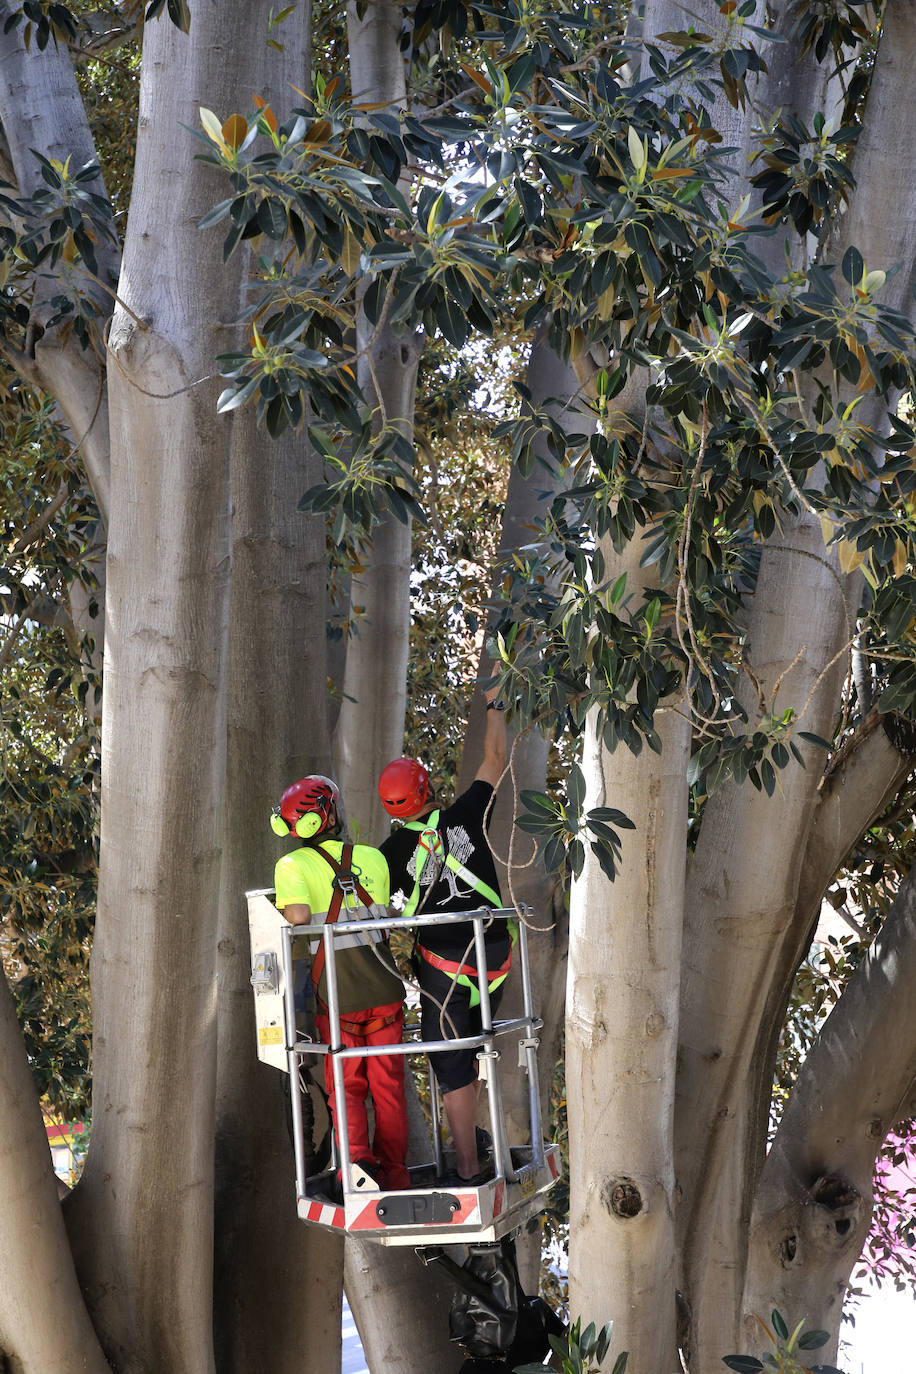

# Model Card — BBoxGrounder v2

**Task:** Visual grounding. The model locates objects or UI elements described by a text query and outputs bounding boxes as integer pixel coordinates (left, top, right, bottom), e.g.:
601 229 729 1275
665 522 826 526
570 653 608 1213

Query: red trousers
315 1001 409 1190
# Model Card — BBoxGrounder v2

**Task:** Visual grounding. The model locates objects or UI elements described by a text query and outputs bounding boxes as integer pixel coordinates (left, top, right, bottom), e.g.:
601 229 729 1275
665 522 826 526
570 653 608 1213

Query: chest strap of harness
309 844 377 1009
403 810 502 916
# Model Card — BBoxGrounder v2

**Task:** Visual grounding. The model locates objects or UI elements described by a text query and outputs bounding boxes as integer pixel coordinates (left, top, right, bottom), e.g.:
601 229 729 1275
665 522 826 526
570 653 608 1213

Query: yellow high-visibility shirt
274 840 389 913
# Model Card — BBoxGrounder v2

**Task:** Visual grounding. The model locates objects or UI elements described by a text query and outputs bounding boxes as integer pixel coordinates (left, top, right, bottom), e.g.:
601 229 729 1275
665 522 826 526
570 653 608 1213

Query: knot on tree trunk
602 1176 643 1218
808 1174 862 1249
777 1174 864 1268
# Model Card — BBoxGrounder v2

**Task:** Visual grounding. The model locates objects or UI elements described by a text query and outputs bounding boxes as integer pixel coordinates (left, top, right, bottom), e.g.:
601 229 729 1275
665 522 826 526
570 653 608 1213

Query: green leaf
197 198 233 230
722 1359 764 1373
609 1353 629 1374
216 377 259 412
567 763 585 814
841 246 864 287
595 1323 614 1365
257 197 287 239
797 1330 830 1350
771 1310 788 1341
588 807 635 829
797 732 832 751
164 0 191 30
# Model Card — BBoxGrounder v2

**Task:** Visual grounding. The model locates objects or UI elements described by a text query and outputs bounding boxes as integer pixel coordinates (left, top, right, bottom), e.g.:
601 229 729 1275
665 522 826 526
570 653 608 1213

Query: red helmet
378 757 430 818
271 775 341 840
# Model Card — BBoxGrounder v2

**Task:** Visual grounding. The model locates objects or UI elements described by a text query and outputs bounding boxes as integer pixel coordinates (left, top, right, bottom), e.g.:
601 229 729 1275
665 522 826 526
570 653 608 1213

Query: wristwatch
486 700 506 711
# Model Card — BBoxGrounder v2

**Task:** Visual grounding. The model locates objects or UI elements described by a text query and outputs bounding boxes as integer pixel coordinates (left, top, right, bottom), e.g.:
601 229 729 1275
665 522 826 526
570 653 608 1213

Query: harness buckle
334 870 358 898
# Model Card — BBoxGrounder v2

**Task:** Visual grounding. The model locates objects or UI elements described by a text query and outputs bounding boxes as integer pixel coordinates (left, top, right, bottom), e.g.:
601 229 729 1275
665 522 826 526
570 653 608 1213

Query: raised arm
475 684 508 787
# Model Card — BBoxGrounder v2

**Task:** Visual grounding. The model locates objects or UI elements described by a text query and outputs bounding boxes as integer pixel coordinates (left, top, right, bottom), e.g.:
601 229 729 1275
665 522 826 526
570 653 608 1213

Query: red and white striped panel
348 1190 480 1231
302 1199 346 1228
491 1181 505 1218
547 1150 560 1180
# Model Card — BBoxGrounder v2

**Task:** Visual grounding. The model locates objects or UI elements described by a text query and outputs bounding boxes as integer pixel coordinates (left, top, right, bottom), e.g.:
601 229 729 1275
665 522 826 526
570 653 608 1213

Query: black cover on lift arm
428 1236 566 1369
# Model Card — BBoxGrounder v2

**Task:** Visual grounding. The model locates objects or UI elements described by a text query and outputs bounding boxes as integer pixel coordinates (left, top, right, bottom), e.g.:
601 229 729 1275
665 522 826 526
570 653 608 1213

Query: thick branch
744 862 916 1350
822 0 916 313
333 0 419 840
0 972 110 1372
773 860 916 1180
0 17 114 521
797 715 911 928
0 589 73 633
69 9 141 62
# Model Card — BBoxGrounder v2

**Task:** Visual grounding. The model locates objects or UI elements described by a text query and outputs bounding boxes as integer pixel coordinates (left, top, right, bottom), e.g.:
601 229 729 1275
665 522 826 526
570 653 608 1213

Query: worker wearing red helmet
378 686 510 1185
272 775 409 1191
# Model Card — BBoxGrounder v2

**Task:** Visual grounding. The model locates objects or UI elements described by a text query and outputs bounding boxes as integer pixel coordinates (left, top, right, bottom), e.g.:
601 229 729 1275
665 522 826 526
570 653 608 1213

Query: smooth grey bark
567 573 691 1372
0 14 113 714
558 4 916 1368
0 972 110 1373
820 0 916 307
60 9 314 1372
0 15 114 523
333 0 422 841
455 335 580 1291
213 347 344 1370
332 325 422 838
206 9 346 1364
745 861 916 1359
675 513 858 1365
794 721 911 936
720 11 916 1360
333 9 462 1374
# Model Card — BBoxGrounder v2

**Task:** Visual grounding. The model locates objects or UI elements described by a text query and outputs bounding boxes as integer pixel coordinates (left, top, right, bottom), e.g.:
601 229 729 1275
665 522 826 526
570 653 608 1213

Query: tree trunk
0 17 114 521
205 4 347 1360
330 8 463 1372
676 509 856 1368
0 972 110 1372
456 334 579 1291
213 395 345 1371
673 6 916 1361
744 862 916 1363
566 529 691 1370
333 0 421 840
63 9 307 1371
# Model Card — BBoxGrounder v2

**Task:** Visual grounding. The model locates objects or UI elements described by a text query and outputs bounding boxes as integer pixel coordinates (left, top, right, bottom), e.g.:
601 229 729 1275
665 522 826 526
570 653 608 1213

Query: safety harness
404 811 514 1009
310 844 401 1035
